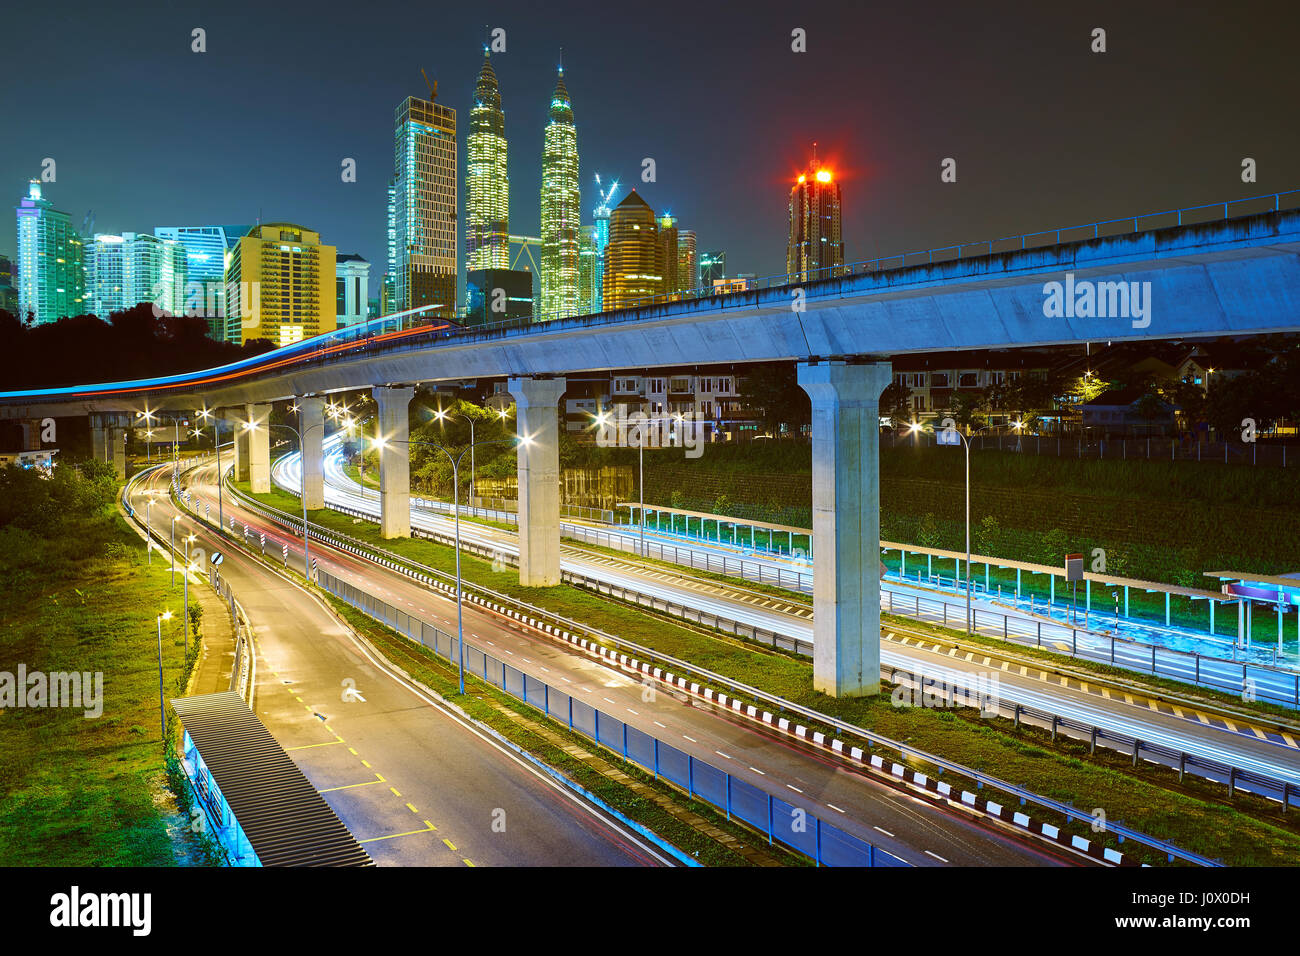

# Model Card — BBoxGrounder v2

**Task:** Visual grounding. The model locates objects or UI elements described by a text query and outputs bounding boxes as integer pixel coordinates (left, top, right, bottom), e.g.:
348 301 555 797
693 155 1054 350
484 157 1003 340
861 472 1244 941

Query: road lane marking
874 826 894 837
443 838 458 852
787 785 804 794
924 850 949 863
715 750 732 760
749 766 766 775
358 823 438 844
827 803 845 814
286 740 345 751
390 787 402 797
321 779 386 792
406 803 419 814
654 721 667 729
683 735 698 743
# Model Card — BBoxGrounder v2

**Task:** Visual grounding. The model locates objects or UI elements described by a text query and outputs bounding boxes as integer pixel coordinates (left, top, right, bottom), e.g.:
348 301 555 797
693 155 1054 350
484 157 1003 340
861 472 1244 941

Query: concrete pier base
797 359 893 697
247 404 271 493
298 396 325 510
374 386 414 538
89 413 129 480
507 376 566 586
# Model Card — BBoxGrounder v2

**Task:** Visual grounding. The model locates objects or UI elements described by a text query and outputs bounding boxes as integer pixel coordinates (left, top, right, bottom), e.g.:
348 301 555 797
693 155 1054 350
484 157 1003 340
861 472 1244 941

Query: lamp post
255 415 323 582
182 534 196 655
145 496 153 565
433 408 478 506
376 434 525 694
156 610 172 737
170 515 180 585
910 417 1024 635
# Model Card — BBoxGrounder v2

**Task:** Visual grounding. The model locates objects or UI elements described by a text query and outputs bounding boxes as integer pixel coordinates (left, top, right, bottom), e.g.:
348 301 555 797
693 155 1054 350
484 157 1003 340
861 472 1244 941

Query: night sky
5 0 1298 294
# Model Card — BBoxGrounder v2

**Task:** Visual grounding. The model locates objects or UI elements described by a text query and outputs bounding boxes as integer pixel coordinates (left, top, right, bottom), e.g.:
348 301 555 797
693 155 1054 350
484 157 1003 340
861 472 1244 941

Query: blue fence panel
625 724 657 771
729 776 771 834
571 698 597 740
523 673 548 711
819 822 875 867
466 646 488 681
691 759 727 808
504 663 525 700
657 741 691 789
484 654 504 689
771 796 818 858
596 712 625 754
548 688 572 726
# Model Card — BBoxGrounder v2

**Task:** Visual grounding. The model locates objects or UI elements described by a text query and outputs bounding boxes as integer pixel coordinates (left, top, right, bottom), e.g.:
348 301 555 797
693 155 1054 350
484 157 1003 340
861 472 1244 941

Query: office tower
466 51 509 271
657 214 678 295
391 87 457 317
676 229 698 293
700 250 726 287
786 146 843 282
0 255 16 314
590 174 618 312
15 181 85 324
602 190 662 310
539 65 580 320
87 234 127 316
335 254 370 328
466 268 532 325
577 225 598 314
224 223 337 346
155 225 251 338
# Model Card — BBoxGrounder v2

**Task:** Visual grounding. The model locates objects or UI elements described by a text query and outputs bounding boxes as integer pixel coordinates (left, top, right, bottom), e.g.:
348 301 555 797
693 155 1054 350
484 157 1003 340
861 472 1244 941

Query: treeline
0 304 274 390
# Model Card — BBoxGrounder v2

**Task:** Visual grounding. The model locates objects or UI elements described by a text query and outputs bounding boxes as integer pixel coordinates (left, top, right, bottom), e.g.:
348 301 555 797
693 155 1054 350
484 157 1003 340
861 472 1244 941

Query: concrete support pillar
299 396 326 510
18 421 39 451
246 404 272 494
373 386 414 539
797 359 892 697
507 376 566 586
232 417 251 483
89 413 129 480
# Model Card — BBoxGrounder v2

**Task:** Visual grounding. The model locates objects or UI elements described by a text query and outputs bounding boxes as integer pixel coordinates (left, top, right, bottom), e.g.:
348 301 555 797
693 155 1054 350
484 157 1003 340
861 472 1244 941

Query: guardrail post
1014 704 1021 729
1178 753 1186 782
1228 768 1236 798
1050 715 1057 741
1132 738 1140 766
1090 727 1097 754
1036 622 1042 646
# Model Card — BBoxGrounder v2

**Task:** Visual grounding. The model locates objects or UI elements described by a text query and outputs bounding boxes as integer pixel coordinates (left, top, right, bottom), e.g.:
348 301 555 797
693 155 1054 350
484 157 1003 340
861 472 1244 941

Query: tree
739 363 808 436
879 382 913 425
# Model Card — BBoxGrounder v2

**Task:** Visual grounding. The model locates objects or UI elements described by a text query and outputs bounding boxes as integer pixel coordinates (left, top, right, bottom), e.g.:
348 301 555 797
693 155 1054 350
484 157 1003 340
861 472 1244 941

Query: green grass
240 480 1300 865
0 505 203 866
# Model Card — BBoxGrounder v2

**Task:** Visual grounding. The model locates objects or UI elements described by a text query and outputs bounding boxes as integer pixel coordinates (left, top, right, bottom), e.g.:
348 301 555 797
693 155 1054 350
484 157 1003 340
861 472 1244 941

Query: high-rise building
390 89 457 318
590 175 618 313
577 225 599 315
0 255 18 315
700 250 727 287
87 234 127 317
335 254 370 328
657 214 678 295
15 181 85 324
539 66 580 320
676 230 698 294
603 190 662 310
155 225 251 338
786 147 843 282
466 51 509 272
224 223 336 346
466 268 532 325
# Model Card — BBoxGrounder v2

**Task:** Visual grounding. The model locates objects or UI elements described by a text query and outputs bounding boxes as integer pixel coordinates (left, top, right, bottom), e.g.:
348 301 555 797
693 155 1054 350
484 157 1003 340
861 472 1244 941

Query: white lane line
603 697 616 704
715 750 732 760
540 667 550 673
749 766 766 775
924 850 949 863
787 784 804 794
827 803 846 814
653 720 667 729
562 677 573 683
874 826 895 838
683 735 698 743
520 657 532 663
626 708 639 715
504 650 514 656
485 640 495 646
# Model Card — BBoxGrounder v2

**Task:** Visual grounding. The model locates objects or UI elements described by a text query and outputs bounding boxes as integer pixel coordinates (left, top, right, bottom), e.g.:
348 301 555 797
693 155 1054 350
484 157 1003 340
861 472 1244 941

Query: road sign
936 428 962 446
211 551 224 567
1064 553 1084 582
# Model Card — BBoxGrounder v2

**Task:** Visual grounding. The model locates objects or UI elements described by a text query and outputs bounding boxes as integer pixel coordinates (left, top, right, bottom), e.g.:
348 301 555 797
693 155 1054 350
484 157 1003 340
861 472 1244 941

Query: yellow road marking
1079 681 1089 693
348 747 358 755
1196 712 1210 725
1059 676 1068 687
1172 706 1184 718
406 803 419 814
286 740 345 751
463 859 475 867
1222 718 1238 733
390 787 402 797
359 823 438 844
1100 688 1111 699
443 838 457 851
1251 725 1267 740
321 779 386 792
361 760 371 768
294 696 303 702
1124 693 1134 705
1283 732 1297 747
424 821 436 830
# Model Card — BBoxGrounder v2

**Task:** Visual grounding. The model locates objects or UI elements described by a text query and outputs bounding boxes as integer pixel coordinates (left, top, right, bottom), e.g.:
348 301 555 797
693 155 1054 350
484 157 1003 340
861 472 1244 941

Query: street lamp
182 534 196 654
170 515 180 585
375 433 526 694
254 410 326 581
156 610 172 737
145 495 154 565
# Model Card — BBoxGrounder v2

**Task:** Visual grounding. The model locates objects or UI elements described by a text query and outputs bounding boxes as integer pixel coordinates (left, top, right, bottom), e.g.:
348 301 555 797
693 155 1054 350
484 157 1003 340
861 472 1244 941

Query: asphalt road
132 463 673 867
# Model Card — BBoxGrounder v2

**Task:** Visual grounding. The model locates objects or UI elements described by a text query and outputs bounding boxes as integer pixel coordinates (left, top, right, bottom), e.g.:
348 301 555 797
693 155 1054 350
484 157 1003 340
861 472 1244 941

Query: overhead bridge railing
217 473 1221 866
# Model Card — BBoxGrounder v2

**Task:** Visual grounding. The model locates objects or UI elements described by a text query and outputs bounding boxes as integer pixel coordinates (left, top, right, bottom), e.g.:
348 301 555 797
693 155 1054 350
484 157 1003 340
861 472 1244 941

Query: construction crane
420 68 437 101
593 174 619 215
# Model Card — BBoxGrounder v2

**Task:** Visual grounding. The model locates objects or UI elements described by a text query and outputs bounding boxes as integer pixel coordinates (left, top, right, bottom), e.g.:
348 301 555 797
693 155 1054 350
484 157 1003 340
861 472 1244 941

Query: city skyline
7 2 1296 305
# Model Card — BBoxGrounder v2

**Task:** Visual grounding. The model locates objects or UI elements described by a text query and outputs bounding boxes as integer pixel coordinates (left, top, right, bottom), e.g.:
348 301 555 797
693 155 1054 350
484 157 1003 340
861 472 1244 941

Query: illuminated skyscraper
391 88 457 317
466 51 509 271
15 181 85 324
786 146 843 282
676 230 698 293
590 174 618 312
539 65 580 320
700 250 727 288
657 214 678 295
225 223 336 346
155 224 251 338
577 225 598 314
603 190 662 310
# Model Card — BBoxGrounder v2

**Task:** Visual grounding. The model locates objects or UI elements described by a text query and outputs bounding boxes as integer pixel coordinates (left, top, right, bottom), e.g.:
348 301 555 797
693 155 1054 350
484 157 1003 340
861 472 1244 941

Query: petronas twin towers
464 51 581 321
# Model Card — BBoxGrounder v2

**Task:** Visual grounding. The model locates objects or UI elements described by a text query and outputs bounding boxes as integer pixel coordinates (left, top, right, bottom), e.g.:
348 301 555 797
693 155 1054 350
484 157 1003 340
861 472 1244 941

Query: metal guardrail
223 474 1223 865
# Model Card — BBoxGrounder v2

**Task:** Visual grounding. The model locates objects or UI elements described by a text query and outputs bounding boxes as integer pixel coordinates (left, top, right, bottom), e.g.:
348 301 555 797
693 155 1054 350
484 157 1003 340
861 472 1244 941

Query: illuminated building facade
224 223 336 346
466 51 509 272
335 254 370 328
657 214 678 294
786 148 843 282
676 229 698 293
15 181 85 324
155 224 251 338
602 190 662 310
539 67 580 320
577 225 598 314
391 91 457 317
700 249 726 288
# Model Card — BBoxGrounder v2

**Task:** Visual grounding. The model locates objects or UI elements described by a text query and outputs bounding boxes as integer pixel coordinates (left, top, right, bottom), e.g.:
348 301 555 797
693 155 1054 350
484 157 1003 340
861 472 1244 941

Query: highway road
130 464 674 867
180 456 1081 866
282 447 1300 799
